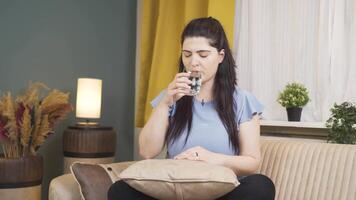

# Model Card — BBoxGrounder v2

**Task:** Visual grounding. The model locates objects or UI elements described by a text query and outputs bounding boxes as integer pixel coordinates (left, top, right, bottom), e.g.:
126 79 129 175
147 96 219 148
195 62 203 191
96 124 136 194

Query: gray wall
0 0 136 199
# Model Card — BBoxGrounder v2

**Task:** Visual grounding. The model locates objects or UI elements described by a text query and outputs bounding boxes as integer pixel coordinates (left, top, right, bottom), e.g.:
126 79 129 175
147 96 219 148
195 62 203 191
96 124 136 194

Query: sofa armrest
49 174 81 200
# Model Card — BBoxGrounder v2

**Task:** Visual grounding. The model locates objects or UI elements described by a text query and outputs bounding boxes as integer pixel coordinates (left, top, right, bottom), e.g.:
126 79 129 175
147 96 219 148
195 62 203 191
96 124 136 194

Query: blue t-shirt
151 87 263 158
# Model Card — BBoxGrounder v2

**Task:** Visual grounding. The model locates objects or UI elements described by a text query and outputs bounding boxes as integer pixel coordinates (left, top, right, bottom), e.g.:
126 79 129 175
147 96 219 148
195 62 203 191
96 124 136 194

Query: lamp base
76 118 100 126
76 121 99 126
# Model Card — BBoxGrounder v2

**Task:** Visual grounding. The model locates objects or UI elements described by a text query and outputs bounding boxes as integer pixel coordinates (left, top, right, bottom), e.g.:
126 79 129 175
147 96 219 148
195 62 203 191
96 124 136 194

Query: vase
0 154 43 200
286 107 302 121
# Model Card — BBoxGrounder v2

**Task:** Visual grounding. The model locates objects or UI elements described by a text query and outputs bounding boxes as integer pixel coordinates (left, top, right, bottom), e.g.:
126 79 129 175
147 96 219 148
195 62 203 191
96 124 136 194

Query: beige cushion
120 159 239 200
70 161 136 200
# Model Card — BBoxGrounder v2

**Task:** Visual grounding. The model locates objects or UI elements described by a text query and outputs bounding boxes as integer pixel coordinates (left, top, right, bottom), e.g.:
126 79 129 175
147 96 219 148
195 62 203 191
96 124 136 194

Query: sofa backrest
258 139 356 200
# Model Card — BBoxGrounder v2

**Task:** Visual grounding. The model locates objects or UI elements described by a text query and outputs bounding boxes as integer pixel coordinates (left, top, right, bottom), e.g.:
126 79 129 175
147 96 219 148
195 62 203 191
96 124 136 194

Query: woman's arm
174 115 261 176
139 73 192 159
220 115 261 175
138 101 170 159
221 115 261 175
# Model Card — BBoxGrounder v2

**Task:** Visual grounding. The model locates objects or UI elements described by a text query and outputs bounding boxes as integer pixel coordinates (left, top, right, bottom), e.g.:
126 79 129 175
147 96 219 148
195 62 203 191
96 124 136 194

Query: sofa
49 139 356 200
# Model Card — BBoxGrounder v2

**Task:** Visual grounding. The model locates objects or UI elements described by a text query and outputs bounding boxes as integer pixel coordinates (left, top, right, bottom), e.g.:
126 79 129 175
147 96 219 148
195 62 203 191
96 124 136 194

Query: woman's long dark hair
165 17 239 153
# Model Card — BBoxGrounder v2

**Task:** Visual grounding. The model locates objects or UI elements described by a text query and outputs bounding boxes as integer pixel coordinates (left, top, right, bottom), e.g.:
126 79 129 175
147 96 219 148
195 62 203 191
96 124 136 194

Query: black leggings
108 174 275 200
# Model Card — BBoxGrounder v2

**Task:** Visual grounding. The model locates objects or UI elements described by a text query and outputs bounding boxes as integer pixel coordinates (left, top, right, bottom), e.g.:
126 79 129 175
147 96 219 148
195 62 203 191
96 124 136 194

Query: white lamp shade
76 78 102 118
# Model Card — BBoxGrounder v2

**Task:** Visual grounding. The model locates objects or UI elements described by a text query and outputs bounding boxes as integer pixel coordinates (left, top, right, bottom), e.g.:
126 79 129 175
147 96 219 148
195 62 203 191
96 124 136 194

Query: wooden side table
62 126 116 173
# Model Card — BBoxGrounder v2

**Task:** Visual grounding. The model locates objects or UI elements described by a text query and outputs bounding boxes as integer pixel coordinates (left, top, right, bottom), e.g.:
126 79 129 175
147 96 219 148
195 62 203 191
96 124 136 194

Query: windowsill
260 120 328 140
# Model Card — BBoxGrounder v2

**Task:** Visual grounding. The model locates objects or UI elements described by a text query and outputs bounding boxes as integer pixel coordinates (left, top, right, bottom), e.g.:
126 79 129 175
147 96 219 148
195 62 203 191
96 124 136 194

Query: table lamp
76 78 102 125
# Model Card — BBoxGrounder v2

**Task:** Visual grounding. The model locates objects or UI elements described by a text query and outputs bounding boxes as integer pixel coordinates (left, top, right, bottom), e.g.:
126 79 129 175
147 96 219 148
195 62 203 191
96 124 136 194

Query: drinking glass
188 71 202 96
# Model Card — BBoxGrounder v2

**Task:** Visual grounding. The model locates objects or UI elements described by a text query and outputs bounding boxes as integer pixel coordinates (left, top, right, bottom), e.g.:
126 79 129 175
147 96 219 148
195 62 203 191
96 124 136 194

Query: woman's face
182 37 224 85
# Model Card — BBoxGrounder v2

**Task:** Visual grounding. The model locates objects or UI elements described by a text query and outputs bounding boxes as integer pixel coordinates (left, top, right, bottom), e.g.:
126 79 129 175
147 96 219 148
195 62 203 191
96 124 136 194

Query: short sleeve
150 90 176 117
235 89 264 124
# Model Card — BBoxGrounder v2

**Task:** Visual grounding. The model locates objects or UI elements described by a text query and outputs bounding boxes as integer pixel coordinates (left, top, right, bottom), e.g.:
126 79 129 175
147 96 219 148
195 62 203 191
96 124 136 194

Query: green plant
277 82 310 108
326 102 356 144
0 82 72 158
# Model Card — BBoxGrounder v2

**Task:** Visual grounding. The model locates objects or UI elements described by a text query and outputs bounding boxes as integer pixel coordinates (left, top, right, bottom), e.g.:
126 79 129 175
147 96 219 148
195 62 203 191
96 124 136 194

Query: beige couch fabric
49 139 356 200
258 140 356 200
49 174 80 200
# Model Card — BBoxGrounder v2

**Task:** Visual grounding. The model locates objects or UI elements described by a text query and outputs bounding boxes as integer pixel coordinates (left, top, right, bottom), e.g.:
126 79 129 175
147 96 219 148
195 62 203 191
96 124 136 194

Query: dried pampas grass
16 82 49 107
42 90 70 113
0 82 72 158
20 107 32 156
1 93 18 142
30 114 52 154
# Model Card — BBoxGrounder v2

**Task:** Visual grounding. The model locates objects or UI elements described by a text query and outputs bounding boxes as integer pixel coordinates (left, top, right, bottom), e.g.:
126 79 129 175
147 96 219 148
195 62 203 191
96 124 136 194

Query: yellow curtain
136 0 235 127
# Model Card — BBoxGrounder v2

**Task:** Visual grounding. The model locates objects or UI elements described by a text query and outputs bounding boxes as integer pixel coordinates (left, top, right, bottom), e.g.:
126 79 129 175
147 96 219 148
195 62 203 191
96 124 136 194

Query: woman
108 17 275 200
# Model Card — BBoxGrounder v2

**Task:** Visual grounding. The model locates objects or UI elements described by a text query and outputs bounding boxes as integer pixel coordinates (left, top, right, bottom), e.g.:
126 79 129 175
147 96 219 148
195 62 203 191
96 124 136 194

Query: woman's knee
107 181 123 200
242 174 275 199
107 180 157 200
245 174 275 187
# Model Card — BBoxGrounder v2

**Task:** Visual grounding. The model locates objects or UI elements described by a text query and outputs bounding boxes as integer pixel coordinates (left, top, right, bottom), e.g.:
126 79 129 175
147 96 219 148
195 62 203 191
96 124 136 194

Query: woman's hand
161 72 192 106
174 146 224 166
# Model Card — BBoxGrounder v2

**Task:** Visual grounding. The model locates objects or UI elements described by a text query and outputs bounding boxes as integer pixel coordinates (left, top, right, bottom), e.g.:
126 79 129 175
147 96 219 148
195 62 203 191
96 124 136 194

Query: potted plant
325 102 356 144
0 82 72 200
277 82 310 121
